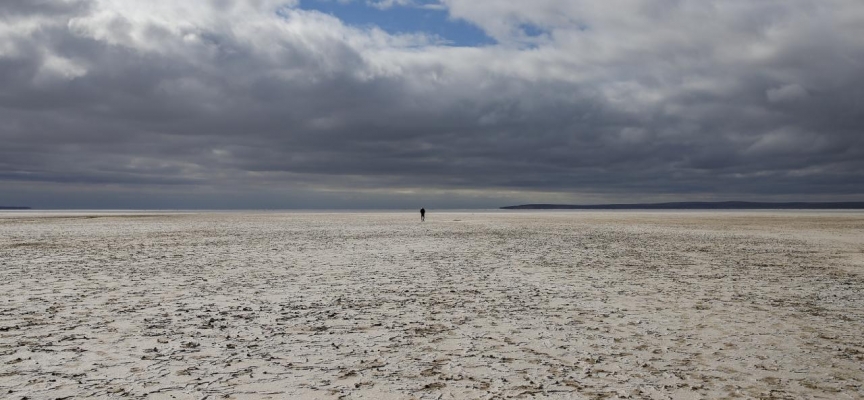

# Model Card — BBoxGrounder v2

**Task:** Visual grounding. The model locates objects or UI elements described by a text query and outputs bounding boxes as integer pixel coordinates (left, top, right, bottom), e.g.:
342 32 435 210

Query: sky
1 0 863 209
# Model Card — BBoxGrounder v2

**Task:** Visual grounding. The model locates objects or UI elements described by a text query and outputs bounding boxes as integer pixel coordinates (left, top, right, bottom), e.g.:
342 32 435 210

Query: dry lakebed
1 211 863 399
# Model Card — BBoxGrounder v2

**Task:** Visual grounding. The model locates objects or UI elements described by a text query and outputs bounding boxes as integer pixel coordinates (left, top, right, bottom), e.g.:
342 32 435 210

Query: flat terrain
1 211 863 399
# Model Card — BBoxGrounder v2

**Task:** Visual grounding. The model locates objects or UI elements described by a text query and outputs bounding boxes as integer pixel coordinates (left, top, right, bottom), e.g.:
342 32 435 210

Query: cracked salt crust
1 211 863 399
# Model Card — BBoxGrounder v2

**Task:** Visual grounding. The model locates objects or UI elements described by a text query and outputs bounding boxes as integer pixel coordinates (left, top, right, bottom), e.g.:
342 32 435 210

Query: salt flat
1 211 863 399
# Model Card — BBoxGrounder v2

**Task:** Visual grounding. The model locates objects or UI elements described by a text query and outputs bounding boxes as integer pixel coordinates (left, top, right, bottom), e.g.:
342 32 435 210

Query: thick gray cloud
1 0 863 208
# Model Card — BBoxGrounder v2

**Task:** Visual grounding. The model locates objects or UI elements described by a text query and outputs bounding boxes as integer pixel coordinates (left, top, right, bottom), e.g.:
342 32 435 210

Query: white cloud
367 0 416 10
1 0 864 206
34 53 87 84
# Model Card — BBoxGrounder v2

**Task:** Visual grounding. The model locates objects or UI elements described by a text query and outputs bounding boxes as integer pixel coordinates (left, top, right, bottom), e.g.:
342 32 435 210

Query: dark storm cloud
1 0 863 208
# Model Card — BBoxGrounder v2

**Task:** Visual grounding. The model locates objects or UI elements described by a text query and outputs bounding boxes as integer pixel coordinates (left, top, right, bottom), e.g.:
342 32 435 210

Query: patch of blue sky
298 0 495 47
519 24 549 38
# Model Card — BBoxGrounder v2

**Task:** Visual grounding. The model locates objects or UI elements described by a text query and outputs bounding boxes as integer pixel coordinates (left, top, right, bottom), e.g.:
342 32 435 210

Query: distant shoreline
501 201 864 210
0 207 30 210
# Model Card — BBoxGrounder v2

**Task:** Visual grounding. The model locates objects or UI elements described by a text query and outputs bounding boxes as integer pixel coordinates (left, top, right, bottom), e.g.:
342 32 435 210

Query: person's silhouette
420 208 425 222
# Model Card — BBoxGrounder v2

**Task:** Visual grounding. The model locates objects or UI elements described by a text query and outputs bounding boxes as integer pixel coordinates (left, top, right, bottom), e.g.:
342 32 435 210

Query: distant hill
0 206 31 210
501 201 864 210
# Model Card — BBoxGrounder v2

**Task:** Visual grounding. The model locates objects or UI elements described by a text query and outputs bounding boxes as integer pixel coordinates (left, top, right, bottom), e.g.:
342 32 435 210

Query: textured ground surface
1 211 863 399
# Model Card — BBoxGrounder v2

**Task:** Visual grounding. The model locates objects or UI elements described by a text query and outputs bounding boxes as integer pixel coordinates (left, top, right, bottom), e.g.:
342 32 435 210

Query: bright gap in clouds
299 0 494 46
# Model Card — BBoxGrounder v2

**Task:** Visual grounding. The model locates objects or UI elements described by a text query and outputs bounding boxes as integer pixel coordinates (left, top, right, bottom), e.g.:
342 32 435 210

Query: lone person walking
420 207 426 222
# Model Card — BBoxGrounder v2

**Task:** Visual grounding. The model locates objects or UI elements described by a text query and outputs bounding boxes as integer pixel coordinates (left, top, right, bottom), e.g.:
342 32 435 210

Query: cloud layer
2 0 863 208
